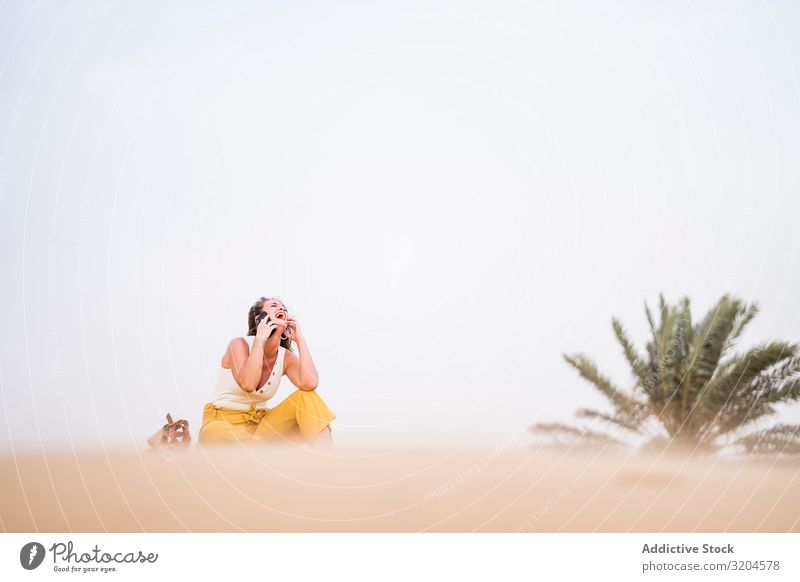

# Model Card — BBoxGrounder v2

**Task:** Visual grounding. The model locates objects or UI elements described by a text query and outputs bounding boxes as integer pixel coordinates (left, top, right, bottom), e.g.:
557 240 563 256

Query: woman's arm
284 331 319 390
228 316 276 392
228 338 264 392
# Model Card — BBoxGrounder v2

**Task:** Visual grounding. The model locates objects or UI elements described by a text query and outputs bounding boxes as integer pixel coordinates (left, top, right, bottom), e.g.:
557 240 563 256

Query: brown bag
147 413 191 449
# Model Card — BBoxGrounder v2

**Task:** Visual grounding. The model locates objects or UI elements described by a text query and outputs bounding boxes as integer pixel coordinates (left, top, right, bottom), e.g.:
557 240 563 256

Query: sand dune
2 442 798 532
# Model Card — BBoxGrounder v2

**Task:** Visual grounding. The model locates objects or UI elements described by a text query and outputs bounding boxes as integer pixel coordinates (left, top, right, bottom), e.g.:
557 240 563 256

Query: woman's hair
247 296 293 350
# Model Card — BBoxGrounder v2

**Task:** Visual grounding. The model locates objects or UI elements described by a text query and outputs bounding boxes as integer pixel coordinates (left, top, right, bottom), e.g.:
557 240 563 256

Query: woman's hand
255 316 282 342
285 315 302 340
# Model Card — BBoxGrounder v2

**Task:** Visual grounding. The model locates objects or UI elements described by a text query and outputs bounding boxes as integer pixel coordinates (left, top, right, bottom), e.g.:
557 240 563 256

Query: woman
198 297 336 448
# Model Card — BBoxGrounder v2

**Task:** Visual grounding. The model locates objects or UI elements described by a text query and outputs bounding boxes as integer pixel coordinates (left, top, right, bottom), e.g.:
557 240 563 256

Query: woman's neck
259 335 281 358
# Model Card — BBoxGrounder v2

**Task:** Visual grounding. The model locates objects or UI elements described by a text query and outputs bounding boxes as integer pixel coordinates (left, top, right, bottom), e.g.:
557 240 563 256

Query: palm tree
531 294 800 456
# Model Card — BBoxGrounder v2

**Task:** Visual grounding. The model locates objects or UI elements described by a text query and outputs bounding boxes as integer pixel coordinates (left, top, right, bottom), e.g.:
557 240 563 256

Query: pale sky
1 0 799 454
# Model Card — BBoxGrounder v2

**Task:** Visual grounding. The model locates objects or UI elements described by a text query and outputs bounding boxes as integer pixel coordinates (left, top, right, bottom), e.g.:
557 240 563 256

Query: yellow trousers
198 389 336 445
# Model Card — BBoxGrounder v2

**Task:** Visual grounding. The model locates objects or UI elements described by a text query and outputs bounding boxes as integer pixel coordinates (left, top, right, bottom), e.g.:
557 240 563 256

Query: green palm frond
644 300 658 340
733 424 800 455
694 345 799 437
562 354 647 422
575 407 644 434
529 422 627 447
637 298 689 434
721 302 759 357
612 318 650 394
655 297 679 381
682 296 741 406
679 297 693 347
642 297 663 398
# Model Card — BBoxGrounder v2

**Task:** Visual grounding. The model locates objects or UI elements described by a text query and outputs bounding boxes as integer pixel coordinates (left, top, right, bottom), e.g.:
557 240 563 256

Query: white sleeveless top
209 336 286 410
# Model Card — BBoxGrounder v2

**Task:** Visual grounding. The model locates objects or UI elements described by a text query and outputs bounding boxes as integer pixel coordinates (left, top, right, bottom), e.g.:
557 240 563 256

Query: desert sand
2 442 798 532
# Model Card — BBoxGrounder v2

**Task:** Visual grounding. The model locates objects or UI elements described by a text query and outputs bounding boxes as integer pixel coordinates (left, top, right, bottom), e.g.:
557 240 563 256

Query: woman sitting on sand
198 297 336 448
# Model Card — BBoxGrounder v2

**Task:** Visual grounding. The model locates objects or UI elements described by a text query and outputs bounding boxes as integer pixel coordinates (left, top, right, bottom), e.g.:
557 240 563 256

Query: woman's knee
289 387 322 399
289 388 333 408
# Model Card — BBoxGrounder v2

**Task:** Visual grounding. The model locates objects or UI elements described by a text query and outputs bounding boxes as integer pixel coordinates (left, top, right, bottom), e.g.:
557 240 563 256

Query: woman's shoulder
222 336 253 366
229 336 255 354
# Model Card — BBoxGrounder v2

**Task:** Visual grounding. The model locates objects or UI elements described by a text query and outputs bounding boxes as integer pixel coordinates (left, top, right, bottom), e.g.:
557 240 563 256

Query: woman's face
261 299 288 322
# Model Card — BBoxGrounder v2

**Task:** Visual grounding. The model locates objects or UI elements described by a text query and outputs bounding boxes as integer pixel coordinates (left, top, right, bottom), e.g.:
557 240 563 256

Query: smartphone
255 312 275 336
